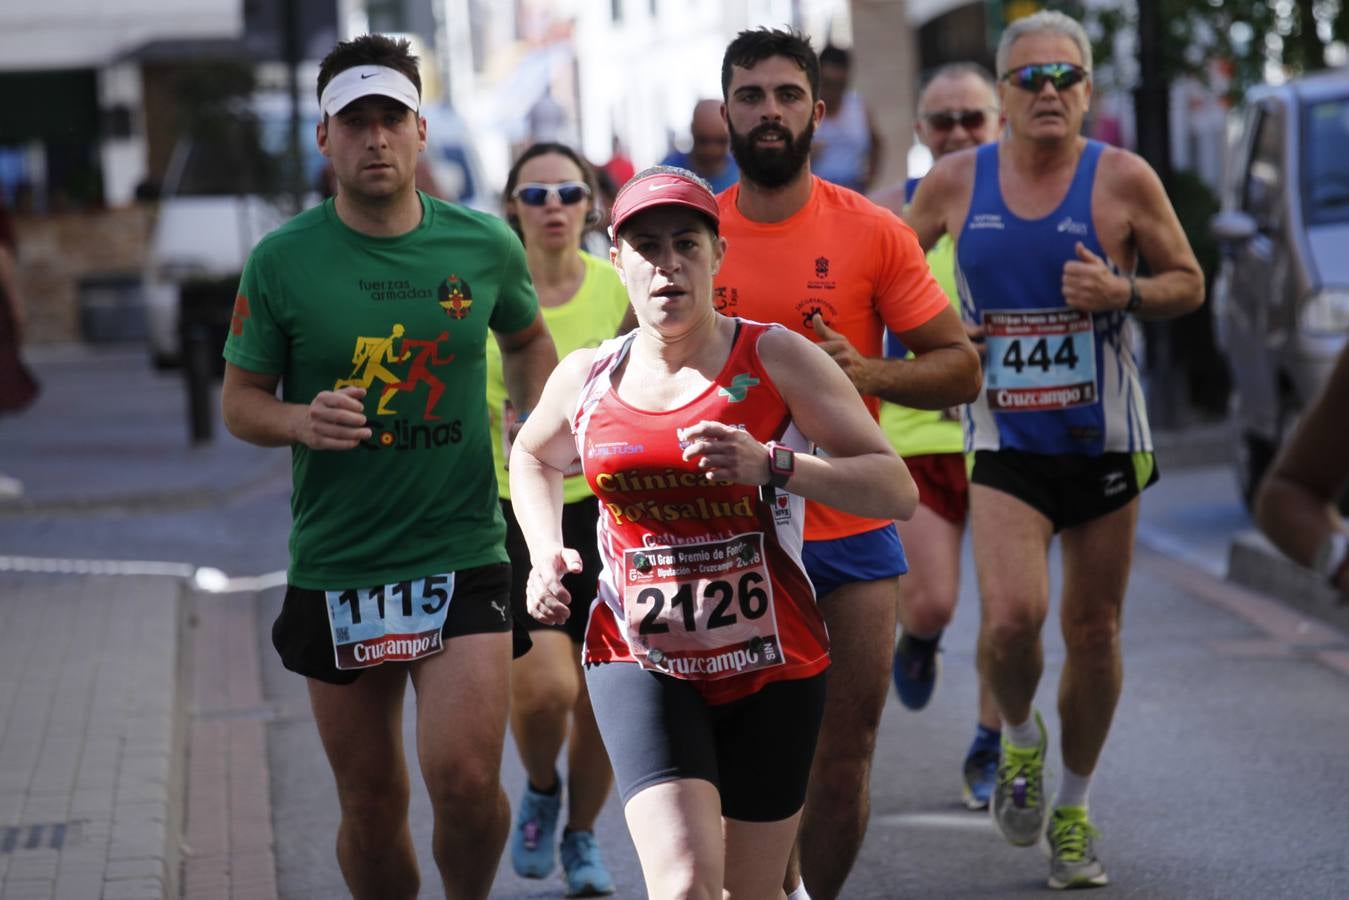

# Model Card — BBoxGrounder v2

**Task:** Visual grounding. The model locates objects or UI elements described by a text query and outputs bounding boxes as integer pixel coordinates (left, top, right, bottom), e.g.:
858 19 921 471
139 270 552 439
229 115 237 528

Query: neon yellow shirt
879 233 964 456
486 250 629 503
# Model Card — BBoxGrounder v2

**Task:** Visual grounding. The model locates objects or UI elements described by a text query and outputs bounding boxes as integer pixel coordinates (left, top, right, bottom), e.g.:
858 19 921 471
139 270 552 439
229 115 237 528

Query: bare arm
681 328 917 522
810 306 982 409
221 363 372 449
1254 345 1349 598
903 153 969 253
495 312 558 417
1064 151 1205 319
509 349 595 623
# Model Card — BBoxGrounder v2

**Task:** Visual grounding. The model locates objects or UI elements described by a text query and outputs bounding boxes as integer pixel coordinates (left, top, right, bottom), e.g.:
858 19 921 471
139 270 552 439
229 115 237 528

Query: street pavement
1 344 1347 899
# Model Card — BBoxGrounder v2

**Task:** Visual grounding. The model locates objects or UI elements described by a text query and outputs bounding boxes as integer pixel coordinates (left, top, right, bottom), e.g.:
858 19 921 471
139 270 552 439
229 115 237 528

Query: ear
710 235 728 275
813 98 826 128
610 245 625 282
584 208 602 226
417 114 428 152
317 118 331 158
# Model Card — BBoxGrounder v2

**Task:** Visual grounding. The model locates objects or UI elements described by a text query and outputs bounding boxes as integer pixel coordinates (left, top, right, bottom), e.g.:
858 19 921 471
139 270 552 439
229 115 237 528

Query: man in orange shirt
714 28 981 900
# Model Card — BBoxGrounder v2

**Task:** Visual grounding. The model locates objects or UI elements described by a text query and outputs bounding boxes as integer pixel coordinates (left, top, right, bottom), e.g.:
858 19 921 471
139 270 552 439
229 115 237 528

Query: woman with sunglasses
905 10 1204 891
486 141 631 897
508 166 917 900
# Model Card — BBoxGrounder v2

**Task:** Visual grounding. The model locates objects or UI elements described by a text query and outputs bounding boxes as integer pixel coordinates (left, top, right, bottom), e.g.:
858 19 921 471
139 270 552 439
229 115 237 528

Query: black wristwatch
1125 273 1142 314
766 441 795 488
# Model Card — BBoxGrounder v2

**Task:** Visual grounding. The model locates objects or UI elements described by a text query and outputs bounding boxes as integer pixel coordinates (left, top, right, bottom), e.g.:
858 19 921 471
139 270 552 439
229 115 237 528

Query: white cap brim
320 65 420 117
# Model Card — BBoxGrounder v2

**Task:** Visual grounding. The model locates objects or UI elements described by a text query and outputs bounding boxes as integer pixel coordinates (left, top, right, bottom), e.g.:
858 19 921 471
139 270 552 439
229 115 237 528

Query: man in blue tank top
905 10 1204 891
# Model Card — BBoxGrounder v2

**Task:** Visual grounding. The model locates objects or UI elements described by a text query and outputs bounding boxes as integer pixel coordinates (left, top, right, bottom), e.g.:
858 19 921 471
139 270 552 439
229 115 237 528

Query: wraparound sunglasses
1000 62 1089 92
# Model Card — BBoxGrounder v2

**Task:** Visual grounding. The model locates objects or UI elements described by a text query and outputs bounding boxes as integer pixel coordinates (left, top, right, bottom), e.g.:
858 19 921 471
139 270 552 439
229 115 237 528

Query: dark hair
316 34 422 108
818 44 851 69
721 28 819 101
502 142 600 244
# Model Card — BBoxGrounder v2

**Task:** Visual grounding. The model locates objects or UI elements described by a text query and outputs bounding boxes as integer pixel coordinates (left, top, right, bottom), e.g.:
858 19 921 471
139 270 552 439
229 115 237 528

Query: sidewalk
0 345 280 900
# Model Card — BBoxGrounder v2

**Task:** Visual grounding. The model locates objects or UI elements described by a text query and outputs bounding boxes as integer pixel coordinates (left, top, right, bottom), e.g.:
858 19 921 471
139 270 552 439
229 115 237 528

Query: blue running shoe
510 782 561 878
962 745 1000 811
891 632 941 710
560 829 615 897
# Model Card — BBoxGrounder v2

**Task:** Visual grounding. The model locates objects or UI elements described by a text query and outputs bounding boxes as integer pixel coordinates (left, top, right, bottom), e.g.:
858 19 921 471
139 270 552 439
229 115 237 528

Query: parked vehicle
1210 67 1349 507
143 97 490 368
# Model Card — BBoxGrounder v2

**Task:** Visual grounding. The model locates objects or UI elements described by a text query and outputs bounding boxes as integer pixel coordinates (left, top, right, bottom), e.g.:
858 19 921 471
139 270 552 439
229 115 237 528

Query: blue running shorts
802 523 908 600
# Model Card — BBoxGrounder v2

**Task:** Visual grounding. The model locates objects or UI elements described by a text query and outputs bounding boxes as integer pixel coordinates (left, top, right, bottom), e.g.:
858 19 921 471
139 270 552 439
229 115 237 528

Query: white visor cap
320 65 420 117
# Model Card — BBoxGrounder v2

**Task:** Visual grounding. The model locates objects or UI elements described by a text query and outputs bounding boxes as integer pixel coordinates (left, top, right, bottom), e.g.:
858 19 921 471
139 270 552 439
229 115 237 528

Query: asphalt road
4 349 1347 898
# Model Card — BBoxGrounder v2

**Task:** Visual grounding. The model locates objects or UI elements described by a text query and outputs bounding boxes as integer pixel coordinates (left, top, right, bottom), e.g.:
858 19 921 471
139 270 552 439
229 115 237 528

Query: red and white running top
572 319 829 705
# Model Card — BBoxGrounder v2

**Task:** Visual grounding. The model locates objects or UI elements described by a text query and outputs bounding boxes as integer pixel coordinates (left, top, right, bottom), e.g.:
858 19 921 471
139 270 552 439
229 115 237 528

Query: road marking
0 556 287 594
872 811 994 831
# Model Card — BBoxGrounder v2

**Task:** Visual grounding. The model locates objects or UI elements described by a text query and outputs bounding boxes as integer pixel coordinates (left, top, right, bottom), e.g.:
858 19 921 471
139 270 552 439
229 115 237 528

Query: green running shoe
990 709 1048 846
1046 806 1109 890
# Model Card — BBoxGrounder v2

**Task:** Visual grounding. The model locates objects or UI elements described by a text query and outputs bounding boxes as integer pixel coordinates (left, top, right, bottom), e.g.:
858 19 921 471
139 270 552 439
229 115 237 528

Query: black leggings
585 663 827 822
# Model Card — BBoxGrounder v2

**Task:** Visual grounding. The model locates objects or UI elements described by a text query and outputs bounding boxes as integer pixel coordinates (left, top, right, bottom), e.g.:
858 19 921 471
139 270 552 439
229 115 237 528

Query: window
1241 107 1281 224
1302 96 1349 226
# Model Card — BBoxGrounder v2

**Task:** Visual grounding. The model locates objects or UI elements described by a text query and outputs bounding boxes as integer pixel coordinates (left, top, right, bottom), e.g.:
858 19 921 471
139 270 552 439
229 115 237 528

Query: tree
1063 0 1346 101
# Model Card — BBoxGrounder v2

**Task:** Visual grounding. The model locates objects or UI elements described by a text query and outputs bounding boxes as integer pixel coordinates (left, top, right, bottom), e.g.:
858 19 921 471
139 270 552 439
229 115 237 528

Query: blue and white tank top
956 140 1149 456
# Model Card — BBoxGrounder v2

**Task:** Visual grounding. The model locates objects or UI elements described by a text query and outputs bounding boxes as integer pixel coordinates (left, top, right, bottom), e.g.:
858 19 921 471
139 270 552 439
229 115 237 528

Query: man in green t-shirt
872 62 1003 812
221 35 556 900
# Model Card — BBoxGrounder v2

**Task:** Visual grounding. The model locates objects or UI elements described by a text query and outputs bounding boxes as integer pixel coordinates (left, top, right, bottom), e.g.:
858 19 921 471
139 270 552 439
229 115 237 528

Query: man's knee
335 777 410 831
423 757 502 814
981 590 1046 648
513 676 577 722
1062 614 1120 658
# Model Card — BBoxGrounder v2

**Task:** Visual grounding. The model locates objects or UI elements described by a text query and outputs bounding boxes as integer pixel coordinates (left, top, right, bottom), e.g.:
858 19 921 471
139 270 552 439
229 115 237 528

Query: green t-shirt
486 250 629 504
879 233 964 457
223 193 540 589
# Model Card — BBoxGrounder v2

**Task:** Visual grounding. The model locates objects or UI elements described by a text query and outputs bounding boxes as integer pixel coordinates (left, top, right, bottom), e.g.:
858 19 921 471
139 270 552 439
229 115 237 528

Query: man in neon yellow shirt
872 61 1002 811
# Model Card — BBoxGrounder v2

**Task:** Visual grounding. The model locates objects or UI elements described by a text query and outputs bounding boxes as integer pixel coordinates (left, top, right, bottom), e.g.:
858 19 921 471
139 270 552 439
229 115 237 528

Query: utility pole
282 0 304 215
1134 0 1179 426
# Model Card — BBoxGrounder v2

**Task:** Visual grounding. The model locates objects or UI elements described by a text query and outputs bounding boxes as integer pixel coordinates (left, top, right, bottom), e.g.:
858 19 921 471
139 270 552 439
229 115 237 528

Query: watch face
771 445 794 472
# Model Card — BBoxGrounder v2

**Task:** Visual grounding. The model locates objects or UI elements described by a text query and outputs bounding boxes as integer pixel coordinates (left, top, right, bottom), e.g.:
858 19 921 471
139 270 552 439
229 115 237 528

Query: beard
728 118 815 189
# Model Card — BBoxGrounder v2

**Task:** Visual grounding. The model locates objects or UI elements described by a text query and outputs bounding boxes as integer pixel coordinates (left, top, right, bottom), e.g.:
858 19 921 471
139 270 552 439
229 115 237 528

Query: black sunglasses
1000 62 1089 93
512 181 591 206
923 108 994 131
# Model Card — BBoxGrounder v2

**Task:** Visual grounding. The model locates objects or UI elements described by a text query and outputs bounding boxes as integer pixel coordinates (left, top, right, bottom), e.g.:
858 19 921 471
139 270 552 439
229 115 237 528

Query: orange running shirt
715 176 949 540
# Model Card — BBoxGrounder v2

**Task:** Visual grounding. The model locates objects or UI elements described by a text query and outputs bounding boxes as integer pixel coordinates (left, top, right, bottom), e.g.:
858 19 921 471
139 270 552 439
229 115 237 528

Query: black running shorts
969 449 1158 532
502 497 601 643
273 562 513 685
585 664 827 822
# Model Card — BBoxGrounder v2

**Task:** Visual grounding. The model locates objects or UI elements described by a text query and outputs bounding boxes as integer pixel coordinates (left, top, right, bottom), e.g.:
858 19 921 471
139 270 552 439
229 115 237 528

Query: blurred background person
487 141 630 897
1255 342 1349 603
660 99 740 192
872 62 1004 813
0 195 38 499
811 44 883 193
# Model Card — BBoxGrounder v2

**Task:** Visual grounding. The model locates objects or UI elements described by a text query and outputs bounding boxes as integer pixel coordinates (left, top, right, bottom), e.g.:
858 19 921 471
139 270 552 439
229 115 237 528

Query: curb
1226 529 1349 635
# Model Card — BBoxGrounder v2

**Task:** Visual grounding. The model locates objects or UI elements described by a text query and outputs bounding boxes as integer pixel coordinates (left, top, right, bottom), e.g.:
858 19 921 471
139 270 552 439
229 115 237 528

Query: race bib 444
324 573 454 669
983 308 1097 412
